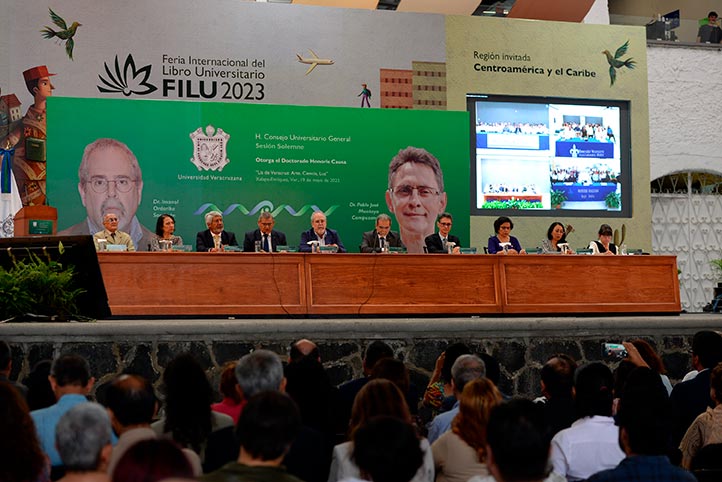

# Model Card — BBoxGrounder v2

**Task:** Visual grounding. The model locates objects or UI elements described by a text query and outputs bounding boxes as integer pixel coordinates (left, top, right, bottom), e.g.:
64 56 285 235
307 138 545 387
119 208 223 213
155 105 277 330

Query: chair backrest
692 443 722 471
483 246 489 254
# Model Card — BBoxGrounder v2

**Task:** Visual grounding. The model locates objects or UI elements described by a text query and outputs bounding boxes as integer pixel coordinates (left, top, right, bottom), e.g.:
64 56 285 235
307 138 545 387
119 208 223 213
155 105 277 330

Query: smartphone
602 343 628 360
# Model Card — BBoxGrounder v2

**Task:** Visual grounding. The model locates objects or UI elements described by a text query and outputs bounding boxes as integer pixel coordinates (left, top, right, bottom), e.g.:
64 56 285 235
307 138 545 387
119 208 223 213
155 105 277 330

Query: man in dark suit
424 212 460 253
243 212 287 252
670 330 722 447
360 214 404 253
299 211 346 252
196 210 238 252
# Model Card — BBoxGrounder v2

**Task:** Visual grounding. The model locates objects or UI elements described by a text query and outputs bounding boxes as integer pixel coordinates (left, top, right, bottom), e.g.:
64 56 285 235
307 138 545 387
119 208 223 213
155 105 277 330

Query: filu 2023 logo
97 53 265 100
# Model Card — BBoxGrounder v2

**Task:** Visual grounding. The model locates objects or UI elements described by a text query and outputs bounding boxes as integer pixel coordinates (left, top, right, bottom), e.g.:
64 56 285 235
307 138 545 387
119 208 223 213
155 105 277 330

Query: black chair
692 443 722 481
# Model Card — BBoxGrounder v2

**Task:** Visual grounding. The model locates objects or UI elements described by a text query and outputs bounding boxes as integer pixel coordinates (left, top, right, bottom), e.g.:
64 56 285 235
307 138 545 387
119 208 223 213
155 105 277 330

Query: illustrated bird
41 8 82 60
602 40 635 86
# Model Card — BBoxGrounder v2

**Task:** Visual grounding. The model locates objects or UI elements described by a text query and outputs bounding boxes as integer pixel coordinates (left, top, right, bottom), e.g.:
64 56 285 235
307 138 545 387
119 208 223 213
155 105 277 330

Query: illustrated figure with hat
3 65 56 205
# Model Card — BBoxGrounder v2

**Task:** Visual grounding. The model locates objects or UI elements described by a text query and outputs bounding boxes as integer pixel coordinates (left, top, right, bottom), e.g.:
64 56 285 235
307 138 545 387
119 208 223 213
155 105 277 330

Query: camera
602 342 628 360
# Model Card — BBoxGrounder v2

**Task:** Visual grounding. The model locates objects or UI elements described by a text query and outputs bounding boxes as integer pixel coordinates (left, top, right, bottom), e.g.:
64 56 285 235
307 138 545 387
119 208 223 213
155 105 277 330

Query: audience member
31 353 95 469
679 362 722 469
211 361 243 424
104 374 201 477
289 338 320 364
670 330 722 447
285 355 343 437
243 211 287 253
622 339 673 394
329 379 434 482
586 367 695 482
421 343 470 424
112 439 194 482
236 349 330 482
55 403 112 482
550 362 625 481
196 210 238 252
201 391 303 482
470 399 558 482
0 340 28 397
370 357 421 415
351 416 424 482
432 378 502 482
427 354 485 444
151 353 235 473
24 359 56 411
535 353 577 437
339 341 394 426
697 11 722 43
0 382 48 482
299 211 346 253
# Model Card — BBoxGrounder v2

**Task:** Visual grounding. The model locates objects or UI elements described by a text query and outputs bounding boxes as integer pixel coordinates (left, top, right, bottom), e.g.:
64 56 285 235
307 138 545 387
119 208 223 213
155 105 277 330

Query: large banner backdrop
47 98 470 251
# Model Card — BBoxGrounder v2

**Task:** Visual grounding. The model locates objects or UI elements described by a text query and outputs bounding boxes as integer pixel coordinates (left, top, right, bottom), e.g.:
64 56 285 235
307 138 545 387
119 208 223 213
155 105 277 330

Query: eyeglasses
259 222 273 227
438 222 452 227
390 185 440 199
105 217 118 222
87 176 136 193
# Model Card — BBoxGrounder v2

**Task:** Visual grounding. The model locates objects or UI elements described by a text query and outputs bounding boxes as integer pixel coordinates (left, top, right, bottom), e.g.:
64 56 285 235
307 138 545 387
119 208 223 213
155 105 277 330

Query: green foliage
710 259 722 280
0 246 85 322
481 199 544 209
605 191 621 209
550 190 568 207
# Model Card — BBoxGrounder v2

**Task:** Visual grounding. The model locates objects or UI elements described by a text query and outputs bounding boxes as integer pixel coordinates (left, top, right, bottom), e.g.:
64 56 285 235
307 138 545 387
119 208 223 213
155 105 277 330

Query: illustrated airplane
296 49 334 75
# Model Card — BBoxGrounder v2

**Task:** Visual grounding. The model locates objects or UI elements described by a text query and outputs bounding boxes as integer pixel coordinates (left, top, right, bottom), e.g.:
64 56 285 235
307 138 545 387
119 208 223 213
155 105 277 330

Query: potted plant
0 244 86 322
605 191 621 210
551 189 567 209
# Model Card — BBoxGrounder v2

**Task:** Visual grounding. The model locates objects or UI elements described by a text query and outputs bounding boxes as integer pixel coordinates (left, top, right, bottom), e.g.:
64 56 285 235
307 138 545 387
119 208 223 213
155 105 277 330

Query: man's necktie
110 233 116 243
263 234 270 252
213 235 220 249
380 237 386 249
442 237 448 250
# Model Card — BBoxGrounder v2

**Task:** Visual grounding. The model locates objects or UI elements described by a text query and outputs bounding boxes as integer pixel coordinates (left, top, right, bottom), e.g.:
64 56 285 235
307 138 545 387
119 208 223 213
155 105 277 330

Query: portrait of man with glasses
58 138 154 250
385 146 448 254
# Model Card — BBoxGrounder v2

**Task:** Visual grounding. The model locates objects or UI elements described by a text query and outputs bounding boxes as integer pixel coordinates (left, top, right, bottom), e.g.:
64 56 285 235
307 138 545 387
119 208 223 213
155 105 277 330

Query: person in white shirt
549 362 625 481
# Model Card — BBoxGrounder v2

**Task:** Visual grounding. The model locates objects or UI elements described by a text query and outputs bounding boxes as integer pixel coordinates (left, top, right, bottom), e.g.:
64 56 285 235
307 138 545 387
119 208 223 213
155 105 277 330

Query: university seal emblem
189 125 230 171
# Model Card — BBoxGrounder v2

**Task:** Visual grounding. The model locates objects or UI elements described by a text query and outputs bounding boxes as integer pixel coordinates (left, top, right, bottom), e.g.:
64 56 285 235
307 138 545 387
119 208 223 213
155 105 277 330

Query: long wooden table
98 253 680 316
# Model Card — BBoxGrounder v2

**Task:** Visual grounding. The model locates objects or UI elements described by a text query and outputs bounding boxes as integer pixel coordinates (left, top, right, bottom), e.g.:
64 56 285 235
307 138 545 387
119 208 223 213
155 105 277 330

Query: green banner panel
47 97 469 252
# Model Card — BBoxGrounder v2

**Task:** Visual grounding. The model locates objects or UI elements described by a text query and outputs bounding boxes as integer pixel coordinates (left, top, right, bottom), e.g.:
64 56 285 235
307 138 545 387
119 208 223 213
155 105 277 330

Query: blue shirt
31 394 89 466
585 455 697 482
427 402 459 444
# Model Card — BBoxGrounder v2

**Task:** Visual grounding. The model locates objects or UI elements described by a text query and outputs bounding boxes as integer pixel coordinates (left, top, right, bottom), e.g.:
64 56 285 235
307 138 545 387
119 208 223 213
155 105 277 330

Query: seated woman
432 378 502 482
541 222 573 254
150 214 184 251
487 216 526 255
589 224 617 255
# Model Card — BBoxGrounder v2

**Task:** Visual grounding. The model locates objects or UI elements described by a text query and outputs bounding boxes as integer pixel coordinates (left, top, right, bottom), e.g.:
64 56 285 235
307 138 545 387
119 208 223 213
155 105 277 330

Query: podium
13 205 58 236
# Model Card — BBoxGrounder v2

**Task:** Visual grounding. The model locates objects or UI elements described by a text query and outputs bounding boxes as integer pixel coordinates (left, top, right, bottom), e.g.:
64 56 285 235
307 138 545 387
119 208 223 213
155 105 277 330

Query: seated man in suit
299 211 346 252
196 210 239 252
425 212 460 254
360 213 404 253
93 212 135 251
243 212 287 252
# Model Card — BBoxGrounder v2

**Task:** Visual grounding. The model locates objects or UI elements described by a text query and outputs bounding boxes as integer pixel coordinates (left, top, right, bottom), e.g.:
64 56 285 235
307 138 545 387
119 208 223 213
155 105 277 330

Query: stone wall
3 315 720 402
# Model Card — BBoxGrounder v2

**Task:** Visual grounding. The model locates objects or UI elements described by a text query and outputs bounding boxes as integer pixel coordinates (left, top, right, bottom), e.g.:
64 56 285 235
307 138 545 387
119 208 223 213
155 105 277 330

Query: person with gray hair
235 349 286 400
55 402 113 480
58 138 154 250
427 354 486 443
360 213 405 253
196 210 238 252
